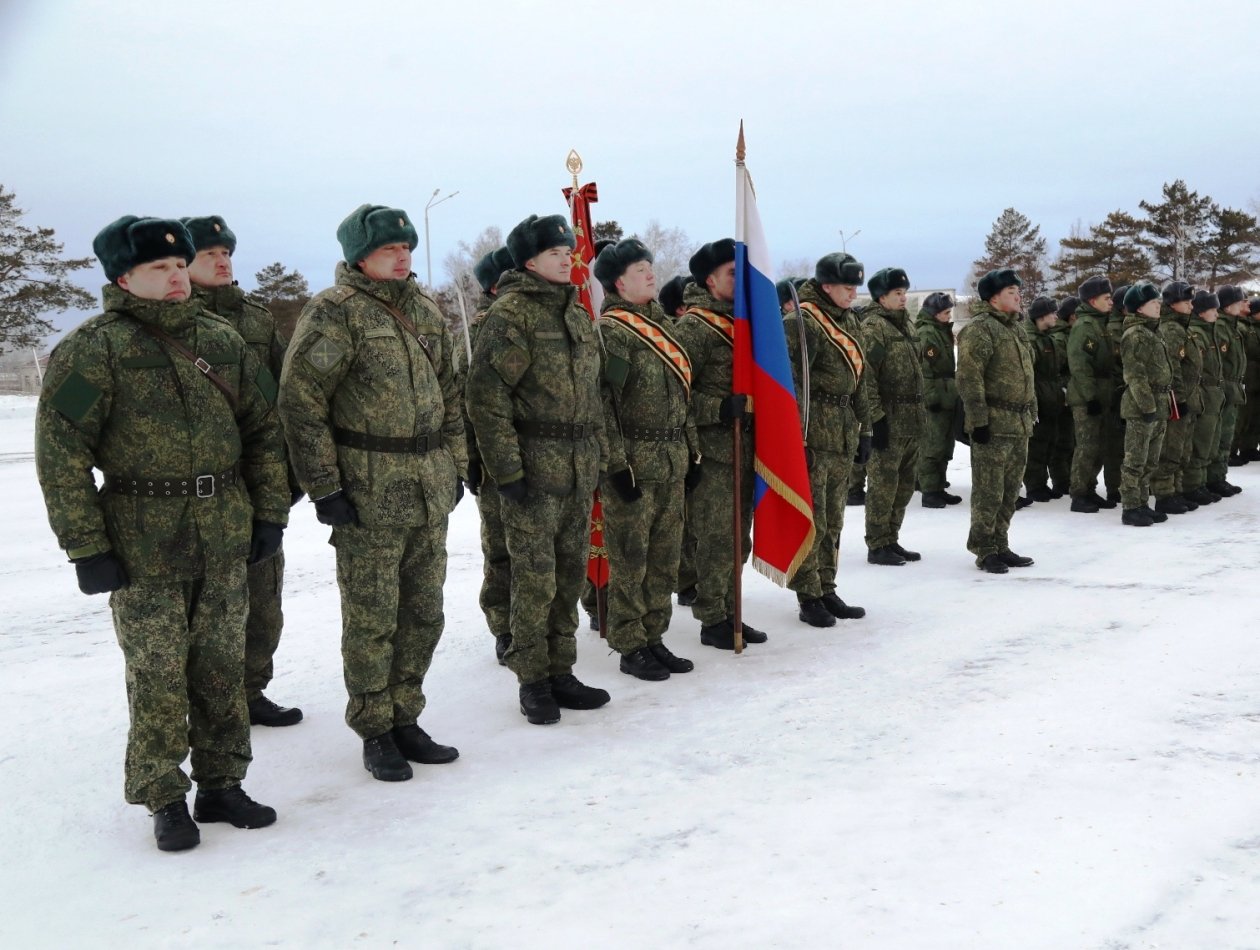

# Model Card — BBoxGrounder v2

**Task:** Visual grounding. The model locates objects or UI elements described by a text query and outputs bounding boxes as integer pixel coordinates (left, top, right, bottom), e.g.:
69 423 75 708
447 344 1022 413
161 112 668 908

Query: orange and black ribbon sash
799 301 865 381
603 308 692 397
685 306 735 349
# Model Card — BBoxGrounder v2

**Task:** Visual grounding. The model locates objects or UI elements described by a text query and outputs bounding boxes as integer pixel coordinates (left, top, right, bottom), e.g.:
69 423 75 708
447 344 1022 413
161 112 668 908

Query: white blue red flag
733 135 815 584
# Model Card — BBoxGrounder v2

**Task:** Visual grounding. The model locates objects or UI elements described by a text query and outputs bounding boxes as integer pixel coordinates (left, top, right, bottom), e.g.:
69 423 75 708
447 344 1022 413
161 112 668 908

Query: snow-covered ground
2 391 1258 949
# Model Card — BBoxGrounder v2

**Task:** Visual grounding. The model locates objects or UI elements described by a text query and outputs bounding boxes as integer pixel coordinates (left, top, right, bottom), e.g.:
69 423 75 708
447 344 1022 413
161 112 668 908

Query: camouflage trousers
1237 388 1260 454
1069 407 1106 498
865 436 917 550
603 478 684 655
1102 410 1124 495
1188 403 1223 490
244 548 284 701
476 487 511 640
1049 411 1074 491
849 462 866 494
332 521 448 738
915 403 955 493
500 489 592 684
1151 413 1194 498
791 426 859 600
1024 407 1067 492
1210 402 1241 482
967 435 1028 561
675 506 697 593
689 453 754 627
110 563 251 811
1120 417 1166 509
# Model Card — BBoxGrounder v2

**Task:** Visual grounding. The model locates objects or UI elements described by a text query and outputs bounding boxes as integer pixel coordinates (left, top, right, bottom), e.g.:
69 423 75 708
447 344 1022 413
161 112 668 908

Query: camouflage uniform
956 302 1035 562
598 293 694 654
1186 315 1225 492
786 280 872 601
861 301 925 550
1238 314 1260 455
1047 320 1074 492
1066 302 1118 499
1023 318 1068 495
1101 311 1126 496
1212 312 1245 482
914 307 957 493
671 282 753 627
1119 313 1173 509
279 263 465 738
36 284 289 811
465 269 606 684
1152 306 1199 499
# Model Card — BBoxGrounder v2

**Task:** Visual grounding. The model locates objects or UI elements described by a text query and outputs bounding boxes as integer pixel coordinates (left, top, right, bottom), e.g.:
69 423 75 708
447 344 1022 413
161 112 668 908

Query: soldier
1236 298 1260 462
592 239 699 678
1023 296 1065 503
465 213 611 723
1047 296 1078 497
861 267 925 566
1100 285 1129 505
1066 275 1120 513
467 246 517 665
1118 283 1174 525
915 292 961 508
36 216 288 851
786 252 872 627
1184 291 1227 505
181 215 302 728
671 239 770 649
279 204 465 781
1210 285 1247 496
1151 281 1199 514
956 268 1036 574
659 274 690 321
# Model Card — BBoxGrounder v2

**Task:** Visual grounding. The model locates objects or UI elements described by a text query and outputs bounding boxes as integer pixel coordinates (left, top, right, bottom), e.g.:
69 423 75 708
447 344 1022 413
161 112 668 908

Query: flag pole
732 122 746 655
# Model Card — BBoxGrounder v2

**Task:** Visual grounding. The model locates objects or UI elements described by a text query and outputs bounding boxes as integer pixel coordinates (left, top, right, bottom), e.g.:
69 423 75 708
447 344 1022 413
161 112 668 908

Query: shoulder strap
347 287 437 369
799 301 865 380
140 323 239 412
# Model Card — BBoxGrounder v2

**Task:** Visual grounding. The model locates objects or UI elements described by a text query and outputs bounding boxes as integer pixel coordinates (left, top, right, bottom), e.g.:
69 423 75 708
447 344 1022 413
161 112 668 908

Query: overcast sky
2 0 1256 333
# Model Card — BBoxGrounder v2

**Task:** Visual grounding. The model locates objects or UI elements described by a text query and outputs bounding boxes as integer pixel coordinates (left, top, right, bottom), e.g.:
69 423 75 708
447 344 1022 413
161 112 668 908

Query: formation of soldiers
33 203 1260 854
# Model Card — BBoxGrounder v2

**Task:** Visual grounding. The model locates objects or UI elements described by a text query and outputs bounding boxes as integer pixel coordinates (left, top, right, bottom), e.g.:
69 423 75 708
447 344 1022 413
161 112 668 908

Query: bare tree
777 257 813 282
632 219 696 286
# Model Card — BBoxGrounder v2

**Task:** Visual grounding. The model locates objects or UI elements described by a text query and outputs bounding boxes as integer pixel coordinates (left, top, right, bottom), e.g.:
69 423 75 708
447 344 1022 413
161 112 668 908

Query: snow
2 391 1259 949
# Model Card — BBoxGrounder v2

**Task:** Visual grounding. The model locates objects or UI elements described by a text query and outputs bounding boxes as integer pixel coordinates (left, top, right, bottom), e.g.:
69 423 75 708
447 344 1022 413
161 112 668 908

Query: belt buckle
671 426 682 441
414 434 429 452
572 423 585 439
195 474 215 498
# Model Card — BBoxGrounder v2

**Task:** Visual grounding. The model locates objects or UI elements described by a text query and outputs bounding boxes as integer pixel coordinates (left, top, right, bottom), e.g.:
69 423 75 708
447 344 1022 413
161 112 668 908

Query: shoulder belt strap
799 302 865 380
343 287 437 369
685 306 735 348
602 309 692 396
140 323 239 412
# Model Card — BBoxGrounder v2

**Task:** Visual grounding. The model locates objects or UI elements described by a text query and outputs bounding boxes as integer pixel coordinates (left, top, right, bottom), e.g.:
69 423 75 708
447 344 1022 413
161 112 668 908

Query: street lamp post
838 229 861 252
424 188 460 288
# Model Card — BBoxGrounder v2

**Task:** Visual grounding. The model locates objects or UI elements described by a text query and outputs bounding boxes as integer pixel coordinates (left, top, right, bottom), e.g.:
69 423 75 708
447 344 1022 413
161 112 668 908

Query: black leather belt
888 393 923 405
813 392 851 408
988 398 1034 413
106 465 238 498
516 420 591 440
334 427 439 454
623 425 684 442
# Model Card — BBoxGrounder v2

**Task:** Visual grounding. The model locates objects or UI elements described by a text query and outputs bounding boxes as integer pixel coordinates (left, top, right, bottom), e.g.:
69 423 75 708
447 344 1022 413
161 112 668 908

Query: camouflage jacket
35 284 289 577
1157 309 1199 411
465 268 605 496
1066 304 1117 407
279 263 465 527
598 292 695 482
1120 313 1174 419
1106 311 1126 377
1026 320 1066 414
1187 316 1225 414
783 279 872 454
193 283 286 377
956 302 1035 437
1049 320 1071 391
914 308 957 412
1216 314 1246 406
860 302 925 438
672 283 752 465
1242 317 1260 392
462 290 497 486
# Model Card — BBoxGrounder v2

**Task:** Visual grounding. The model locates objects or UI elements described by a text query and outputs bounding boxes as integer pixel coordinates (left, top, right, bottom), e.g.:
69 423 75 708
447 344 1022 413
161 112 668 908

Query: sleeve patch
254 365 278 405
604 353 631 389
49 371 103 422
304 334 346 373
494 346 531 386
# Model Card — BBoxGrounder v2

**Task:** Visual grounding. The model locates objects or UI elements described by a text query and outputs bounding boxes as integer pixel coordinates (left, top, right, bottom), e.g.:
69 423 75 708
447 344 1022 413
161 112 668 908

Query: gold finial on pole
735 121 746 164
566 149 583 188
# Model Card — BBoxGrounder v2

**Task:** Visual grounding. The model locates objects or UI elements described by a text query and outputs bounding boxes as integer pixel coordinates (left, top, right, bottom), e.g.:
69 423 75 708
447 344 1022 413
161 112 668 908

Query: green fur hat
506 214 576 268
1057 296 1080 321
1217 285 1245 310
659 275 689 316
593 238 653 293
868 267 911 301
776 278 800 306
1161 280 1194 305
977 268 1021 302
1028 296 1058 321
814 252 865 287
1123 282 1160 313
336 204 419 266
473 246 514 293
1077 275 1112 303
920 291 954 317
688 238 736 284
1192 290 1219 314
180 215 237 254
1111 285 1130 312
93 215 196 283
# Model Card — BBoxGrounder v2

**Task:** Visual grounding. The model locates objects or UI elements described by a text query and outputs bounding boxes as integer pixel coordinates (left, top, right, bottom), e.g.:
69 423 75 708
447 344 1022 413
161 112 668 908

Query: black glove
871 417 890 451
454 478 465 506
290 489 305 507
684 459 703 494
927 402 943 413
855 434 872 466
73 551 129 595
805 445 816 467
608 468 642 503
1086 399 1102 416
719 394 748 423
467 458 483 497
1142 410 1158 423
498 478 528 503
248 521 285 564
1175 401 1189 418
314 489 359 527
971 425 992 444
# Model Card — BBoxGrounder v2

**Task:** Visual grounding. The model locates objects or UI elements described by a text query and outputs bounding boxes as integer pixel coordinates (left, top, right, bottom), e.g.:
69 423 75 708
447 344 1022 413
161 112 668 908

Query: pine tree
252 262 311 341
970 207 1049 298
1138 179 1215 283
1199 206 1260 288
592 220 624 244
1049 210 1151 294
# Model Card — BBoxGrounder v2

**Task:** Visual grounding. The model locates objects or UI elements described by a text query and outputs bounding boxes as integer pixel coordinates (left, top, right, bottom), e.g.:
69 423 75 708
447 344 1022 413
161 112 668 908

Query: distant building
0 350 48 395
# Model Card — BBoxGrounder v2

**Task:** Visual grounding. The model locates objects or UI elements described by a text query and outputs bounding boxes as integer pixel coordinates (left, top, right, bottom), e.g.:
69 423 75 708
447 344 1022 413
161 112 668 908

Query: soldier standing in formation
1210 285 1247 497
1047 297 1077 497
593 238 698 679
37 216 288 850
914 292 962 508
861 267 925 566
1151 281 1199 514
785 253 872 627
1117 282 1174 525
956 268 1036 574
1185 291 1227 504
465 213 611 724
1022 296 1066 503
1066 276 1120 513
1235 299 1260 461
279 204 465 781
183 214 303 727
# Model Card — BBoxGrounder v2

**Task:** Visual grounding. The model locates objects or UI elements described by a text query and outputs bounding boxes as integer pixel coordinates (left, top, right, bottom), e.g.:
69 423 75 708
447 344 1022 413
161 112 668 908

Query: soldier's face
1200 308 1218 322
1036 314 1058 329
1138 299 1161 318
359 243 413 281
822 283 858 308
526 246 573 285
1170 300 1193 315
1088 294 1113 312
706 262 736 302
1223 302 1246 317
616 260 656 305
188 246 233 287
878 288 908 310
990 285 1021 313
934 308 954 323
117 257 191 302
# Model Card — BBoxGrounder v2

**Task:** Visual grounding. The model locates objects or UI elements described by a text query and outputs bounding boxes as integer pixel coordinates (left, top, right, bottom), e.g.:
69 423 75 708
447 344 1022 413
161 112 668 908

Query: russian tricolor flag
733 137 816 584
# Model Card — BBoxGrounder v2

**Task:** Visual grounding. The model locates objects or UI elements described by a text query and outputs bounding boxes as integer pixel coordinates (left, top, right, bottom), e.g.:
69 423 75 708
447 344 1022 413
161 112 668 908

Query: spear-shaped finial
566 149 583 189
735 120 746 164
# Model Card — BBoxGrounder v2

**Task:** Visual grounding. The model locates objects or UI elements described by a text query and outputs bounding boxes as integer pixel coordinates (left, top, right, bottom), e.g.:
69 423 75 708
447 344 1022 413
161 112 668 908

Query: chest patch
305 335 345 373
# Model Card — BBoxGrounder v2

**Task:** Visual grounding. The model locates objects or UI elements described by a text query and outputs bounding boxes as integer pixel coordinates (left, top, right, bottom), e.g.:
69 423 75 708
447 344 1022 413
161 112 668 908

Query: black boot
1106 489 1122 505
1228 451 1246 467
676 585 697 607
153 800 199 852
1014 496 1034 509
1207 480 1235 497
700 619 736 650
361 732 413 781
519 679 561 725
248 694 303 727
891 542 921 562
494 633 511 666
867 545 906 566
550 673 610 709
821 592 865 619
846 487 865 506
1122 508 1154 527
798 598 836 628
979 553 1009 574
1090 491 1117 510
1027 486 1054 503
941 490 963 504
998 550 1034 567
587 612 599 632
1070 495 1100 513
1185 486 1219 505
732 619 768 643
648 642 694 673
1154 496 1188 515
193 786 277 828
392 724 459 764
1139 505 1168 523
619 646 670 681
1050 485 1067 499
921 490 948 508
